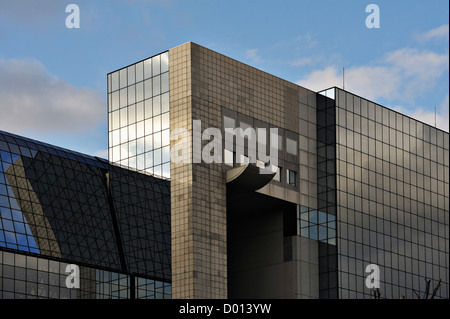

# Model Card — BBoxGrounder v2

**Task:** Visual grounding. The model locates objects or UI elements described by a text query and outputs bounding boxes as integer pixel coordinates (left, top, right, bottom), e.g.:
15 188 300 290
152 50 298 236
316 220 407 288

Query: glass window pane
328 228 336 239
129 156 136 169
152 55 160 76
286 138 297 155
128 85 135 104
240 121 251 130
120 108 127 127
145 135 153 151
153 96 161 116
129 124 136 140
144 79 152 99
145 118 152 135
154 148 162 165
128 104 136 124
127 65 135 85
136 102 144 122
120 143 128 160
108 92 112 113
160 52 169 73
224 116 235 129
137 154 145 170
301 228 309 238
318 211 327 224
153 75 161 96
154 115 161 132
112 146 120 162
288 169 297 185
161 73 169 93
162 129 170 147
129 140 137 157
161 113 170 131
137 121 145 138
154 131 162 148
309 226 317 240
136 62 144 82
309 210 317 223
112 129 120 146
137 137 145 154
162 145 170 163
145 99 153 119
136 82 144 102
162 163 170 178
145 151 153 167
161 93 169 113
111 91 119 111
120 127 128 143
319 225 327 241
120 88 128 108
278 135 283 151
112 110 119 131
144 58 152 79
111 71 119 91
119 68 127 89
154 165 162 177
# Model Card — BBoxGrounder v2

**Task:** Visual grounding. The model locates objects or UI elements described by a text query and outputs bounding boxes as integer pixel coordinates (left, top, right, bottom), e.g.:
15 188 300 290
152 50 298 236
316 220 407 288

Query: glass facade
326 87 449 299
108 52 170 179
0 250 170 299
315 90 339 298
298 205 336 245
0 130 171 299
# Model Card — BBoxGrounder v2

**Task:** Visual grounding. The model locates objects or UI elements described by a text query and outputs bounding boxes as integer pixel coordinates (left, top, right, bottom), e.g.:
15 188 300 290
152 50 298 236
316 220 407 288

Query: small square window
288 169 297 186
286 138 297 155
223 116 235 129
277 135 283 151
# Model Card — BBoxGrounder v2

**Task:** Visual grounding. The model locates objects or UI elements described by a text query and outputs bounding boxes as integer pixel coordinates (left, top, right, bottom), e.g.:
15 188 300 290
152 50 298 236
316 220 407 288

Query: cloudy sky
0 0 448 158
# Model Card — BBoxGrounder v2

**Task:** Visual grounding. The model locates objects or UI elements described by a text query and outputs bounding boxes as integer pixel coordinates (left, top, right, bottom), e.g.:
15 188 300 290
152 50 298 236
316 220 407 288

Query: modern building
1 42 449 299
0 130 171 299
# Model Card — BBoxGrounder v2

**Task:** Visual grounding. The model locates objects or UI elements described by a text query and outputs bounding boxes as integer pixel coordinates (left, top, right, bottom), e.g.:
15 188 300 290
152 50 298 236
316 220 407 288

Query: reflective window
0 130 172 299
107 52 170 179
333 88 449 299
0 251 171 299
297 206 336 245
288 169 297 186
286 138 298 155
223 116 235 129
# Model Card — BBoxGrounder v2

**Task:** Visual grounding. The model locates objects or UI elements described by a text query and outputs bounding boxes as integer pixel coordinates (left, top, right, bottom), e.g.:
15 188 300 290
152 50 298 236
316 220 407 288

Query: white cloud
0 57 105 135
297 48 448 103
393 95 449 132
296 66 342 92
386 48 448 79
297 43 449 132
417 24 449 42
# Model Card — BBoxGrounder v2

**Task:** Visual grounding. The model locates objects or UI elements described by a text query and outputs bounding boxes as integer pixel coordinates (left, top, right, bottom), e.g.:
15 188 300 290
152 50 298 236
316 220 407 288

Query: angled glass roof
0 129 109 170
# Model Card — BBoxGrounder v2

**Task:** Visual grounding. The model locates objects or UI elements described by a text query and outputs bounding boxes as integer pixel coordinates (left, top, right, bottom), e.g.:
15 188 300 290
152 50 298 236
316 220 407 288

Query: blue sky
0 0 448 158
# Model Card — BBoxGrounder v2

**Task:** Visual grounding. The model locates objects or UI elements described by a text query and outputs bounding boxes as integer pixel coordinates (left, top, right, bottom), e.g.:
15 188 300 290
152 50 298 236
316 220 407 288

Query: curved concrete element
226 163 276 192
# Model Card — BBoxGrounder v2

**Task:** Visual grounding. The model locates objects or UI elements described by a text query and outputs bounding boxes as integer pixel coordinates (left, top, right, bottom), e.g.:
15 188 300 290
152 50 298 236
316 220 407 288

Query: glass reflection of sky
0 151 40 254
